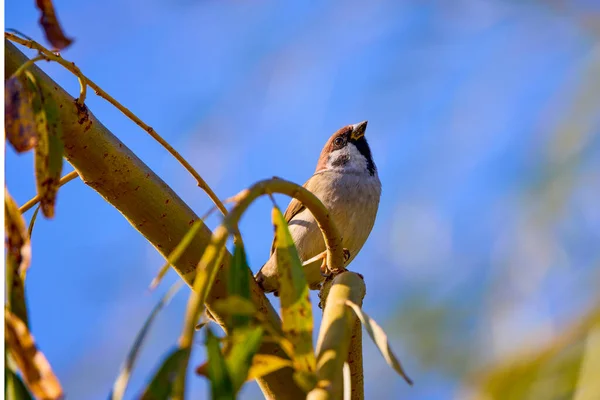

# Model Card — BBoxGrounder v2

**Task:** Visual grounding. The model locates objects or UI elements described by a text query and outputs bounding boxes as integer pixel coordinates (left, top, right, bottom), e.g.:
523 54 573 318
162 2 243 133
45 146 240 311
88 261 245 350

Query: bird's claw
320 259 332 278
342 248 351 263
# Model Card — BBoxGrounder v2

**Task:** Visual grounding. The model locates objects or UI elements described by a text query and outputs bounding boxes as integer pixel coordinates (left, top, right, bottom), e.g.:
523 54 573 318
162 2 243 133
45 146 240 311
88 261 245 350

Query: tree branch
6 32 227 217
5 39 302 400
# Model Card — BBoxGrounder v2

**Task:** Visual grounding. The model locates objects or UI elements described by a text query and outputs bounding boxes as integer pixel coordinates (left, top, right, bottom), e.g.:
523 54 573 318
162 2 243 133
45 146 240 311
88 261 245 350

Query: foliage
5 5 599 400
4 31 411 400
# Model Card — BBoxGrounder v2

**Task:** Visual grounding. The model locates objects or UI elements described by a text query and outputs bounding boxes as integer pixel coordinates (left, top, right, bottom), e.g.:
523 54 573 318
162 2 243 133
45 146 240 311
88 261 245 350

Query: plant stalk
308 272 366 400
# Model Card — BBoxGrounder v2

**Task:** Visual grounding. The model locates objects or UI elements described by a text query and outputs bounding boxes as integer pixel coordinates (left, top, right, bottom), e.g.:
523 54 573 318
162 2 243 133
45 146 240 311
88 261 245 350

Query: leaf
150 221 203 290
225 327 264 392
5 189 31 327
27 205 42 239
139 348 188 400
345 300 413 385
5 309 63 400
27 70 64 219
177 234 228 397
228 239 251 327
5 75 38 153
272 206 316 390
5 367 34 400
246 355 293 382
110 282 182 400
35 0 73 50
205 328 235 400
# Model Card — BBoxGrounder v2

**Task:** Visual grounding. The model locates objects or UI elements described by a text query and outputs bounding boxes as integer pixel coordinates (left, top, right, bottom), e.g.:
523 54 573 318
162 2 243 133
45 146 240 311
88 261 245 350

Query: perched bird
255 121 381 294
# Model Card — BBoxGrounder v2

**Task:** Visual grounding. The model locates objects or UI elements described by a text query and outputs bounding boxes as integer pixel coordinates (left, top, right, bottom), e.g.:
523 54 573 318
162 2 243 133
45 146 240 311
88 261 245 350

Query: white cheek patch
326 143 367 172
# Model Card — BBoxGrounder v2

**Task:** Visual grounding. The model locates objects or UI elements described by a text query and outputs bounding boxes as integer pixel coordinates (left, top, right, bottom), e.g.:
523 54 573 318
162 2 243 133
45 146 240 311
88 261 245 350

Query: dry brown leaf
5 309 64 400
35 0 73 50
5 188 31 326
5 75 39 153
5 188 31 277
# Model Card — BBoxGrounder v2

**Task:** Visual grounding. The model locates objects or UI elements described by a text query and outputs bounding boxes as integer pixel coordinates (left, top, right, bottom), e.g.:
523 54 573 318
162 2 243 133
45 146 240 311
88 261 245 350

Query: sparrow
255 120 381 294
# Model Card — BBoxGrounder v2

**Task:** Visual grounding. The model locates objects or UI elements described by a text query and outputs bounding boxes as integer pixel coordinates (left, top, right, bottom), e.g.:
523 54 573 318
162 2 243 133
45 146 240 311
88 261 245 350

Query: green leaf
228 239 251 327
5 368 34 400
140 348 189 400
225 327 264 392
229 239 251 300
205 328 235 400
271 206 316 390
150 221 203 290
110 282 182 400
5 189 30 327
25 70 64 219
345 300 413 385
4 74 38 153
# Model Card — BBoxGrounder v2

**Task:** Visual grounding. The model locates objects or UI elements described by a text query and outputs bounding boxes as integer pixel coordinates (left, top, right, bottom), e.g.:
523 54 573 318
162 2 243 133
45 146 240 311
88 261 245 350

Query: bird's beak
350 120 368 140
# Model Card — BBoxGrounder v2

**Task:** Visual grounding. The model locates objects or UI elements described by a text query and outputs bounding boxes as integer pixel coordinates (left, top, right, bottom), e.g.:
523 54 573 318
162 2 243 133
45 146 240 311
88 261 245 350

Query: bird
255 120 381 294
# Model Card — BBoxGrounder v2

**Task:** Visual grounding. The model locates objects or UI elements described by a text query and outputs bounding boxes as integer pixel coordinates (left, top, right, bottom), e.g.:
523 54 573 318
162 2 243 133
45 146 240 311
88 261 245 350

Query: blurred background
5 1 600 399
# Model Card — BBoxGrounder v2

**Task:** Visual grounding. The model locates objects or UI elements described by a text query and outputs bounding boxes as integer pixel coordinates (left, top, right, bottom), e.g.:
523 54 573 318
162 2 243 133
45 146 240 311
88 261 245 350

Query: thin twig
19 170 79 214
6 34 87 106
5 32 227 217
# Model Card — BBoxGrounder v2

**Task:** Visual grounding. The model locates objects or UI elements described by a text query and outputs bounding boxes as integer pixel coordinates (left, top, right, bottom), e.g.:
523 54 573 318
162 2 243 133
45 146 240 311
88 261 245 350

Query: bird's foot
320 257 332 278
342 248 351 263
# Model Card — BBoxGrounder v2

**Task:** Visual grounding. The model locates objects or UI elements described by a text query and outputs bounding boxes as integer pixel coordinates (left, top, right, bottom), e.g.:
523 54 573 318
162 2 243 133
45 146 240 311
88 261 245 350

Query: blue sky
5 1 600 399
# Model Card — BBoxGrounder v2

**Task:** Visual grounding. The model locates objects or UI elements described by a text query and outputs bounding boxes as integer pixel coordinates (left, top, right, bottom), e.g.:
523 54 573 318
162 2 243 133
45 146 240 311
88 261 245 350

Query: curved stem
225 178 346 274
5 32 227 217
11 54 45 78
177 177 347 398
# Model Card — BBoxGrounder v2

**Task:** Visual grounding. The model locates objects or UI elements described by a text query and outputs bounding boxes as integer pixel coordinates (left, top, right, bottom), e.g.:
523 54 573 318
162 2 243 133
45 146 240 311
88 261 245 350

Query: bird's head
316 121 376 176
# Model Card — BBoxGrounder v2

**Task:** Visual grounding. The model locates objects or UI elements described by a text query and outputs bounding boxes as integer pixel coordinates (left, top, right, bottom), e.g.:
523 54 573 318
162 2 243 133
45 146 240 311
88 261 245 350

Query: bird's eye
333 137 345 148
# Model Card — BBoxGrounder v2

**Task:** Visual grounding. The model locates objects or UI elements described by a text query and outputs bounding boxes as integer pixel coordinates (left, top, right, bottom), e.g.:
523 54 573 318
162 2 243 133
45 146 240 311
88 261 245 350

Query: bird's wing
269 175 318 255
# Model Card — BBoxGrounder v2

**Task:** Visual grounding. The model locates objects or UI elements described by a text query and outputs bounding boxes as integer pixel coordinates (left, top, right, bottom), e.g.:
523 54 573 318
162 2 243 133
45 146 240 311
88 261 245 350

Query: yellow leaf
272 206 316 389
246 355 293 381
5 309 63 400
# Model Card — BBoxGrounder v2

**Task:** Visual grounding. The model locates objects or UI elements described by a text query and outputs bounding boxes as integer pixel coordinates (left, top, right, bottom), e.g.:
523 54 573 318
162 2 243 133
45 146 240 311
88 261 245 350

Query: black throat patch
352 137 376 176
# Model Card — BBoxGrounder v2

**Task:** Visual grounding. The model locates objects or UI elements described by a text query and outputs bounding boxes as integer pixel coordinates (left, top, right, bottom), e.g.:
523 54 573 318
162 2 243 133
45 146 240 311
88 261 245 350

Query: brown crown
315 124 357 172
